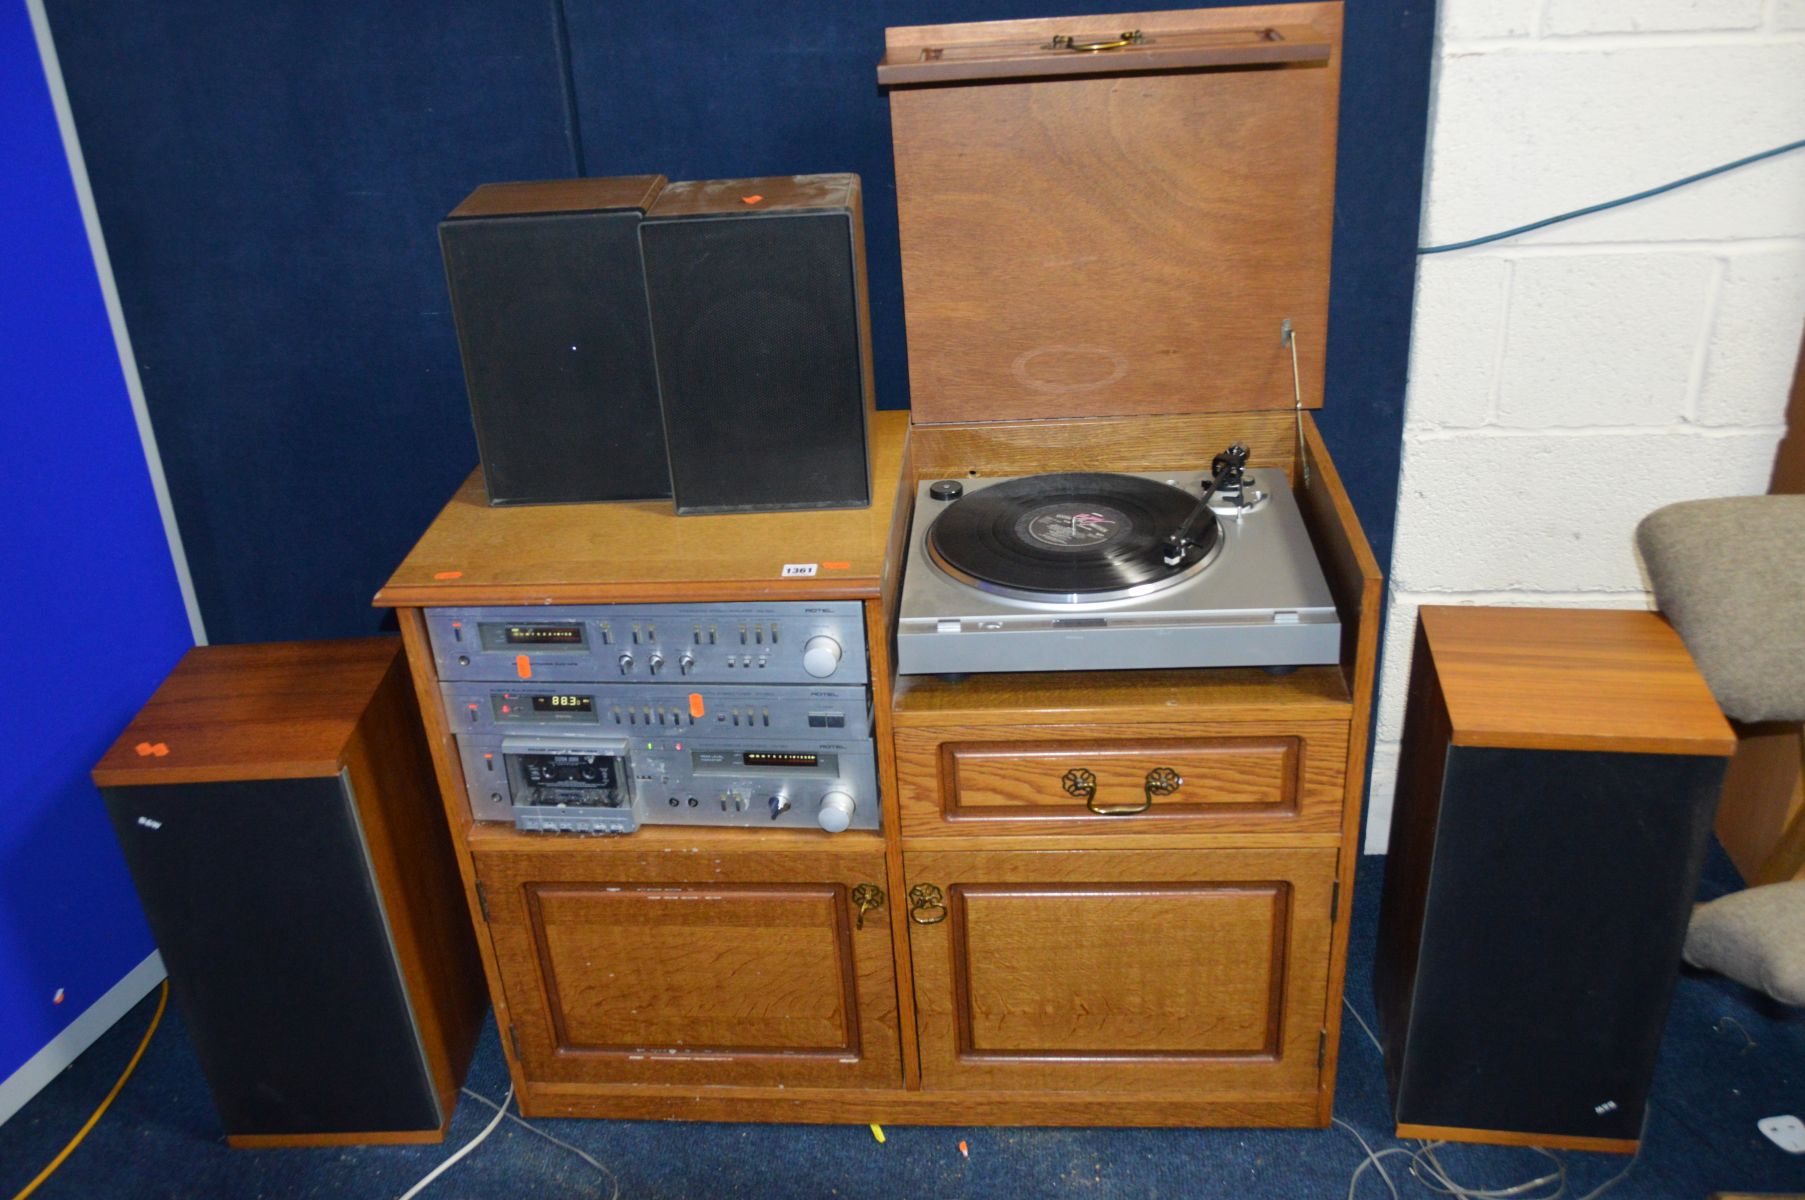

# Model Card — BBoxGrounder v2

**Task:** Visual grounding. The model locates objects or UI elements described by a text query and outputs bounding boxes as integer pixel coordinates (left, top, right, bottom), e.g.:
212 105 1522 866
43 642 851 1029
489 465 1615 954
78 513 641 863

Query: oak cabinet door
474 843 900 1089
905 847 1336 1093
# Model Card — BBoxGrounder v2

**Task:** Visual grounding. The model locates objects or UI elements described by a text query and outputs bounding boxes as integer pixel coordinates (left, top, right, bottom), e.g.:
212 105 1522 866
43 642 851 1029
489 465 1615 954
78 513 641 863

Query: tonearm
1161 442 1249 566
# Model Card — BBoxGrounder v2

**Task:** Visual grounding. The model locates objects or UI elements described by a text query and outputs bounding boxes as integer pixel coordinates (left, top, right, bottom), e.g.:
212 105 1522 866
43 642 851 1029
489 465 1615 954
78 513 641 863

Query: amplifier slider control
768 793 792 820
816 790 856 834
802 635 843 678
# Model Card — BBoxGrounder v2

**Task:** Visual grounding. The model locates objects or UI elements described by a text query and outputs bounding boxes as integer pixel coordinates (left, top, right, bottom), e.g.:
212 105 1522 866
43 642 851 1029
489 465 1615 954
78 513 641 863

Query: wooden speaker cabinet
92 640 487 1146
1374 607 1735 1153
376 1 1378 1129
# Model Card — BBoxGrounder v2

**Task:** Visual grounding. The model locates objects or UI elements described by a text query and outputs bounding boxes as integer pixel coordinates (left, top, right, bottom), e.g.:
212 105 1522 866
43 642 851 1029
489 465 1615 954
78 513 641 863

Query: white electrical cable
1335 1116 1408 1199
460 1086 621 1200
395 1082 514 1200
1409 1142 1565 1199
1344 996 1385 1054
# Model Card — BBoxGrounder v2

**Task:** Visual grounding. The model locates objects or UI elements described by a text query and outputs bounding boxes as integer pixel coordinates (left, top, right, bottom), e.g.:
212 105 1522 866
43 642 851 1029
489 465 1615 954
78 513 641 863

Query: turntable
896 442 1340 675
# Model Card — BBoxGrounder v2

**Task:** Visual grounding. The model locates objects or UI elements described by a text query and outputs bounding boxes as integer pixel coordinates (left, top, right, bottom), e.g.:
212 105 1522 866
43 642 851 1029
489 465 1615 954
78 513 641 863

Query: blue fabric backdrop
44 0 1431 643
0 0 194 1096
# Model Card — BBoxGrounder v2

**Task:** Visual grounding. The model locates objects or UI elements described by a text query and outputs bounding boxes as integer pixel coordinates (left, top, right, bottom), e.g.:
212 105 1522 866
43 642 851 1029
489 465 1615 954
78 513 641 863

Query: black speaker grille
102 775 441 1136
440 209 669 505
641 212 869 513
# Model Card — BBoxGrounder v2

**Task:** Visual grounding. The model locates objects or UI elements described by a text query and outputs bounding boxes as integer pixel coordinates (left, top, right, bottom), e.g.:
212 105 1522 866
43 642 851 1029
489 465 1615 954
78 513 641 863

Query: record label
1017 504 1129 550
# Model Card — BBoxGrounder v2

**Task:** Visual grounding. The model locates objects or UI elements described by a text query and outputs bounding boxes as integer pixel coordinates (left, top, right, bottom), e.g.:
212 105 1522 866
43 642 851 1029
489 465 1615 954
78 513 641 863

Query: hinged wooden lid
880 3 1342 425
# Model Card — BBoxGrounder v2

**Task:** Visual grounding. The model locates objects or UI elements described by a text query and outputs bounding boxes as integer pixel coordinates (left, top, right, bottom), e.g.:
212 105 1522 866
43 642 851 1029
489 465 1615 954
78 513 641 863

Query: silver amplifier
457 730 878 835
439 681 870 740
426 601 868 686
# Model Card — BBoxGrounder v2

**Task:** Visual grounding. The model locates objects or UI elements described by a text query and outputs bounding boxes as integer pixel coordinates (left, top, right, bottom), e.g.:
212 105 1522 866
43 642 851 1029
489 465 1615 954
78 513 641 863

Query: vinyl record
926 472 1220 602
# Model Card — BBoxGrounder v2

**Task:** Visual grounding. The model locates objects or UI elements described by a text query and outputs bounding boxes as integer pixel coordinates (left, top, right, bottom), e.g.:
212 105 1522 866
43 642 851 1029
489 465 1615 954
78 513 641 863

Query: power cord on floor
395 1082 513 1200
1337 998 1646 1200
459 1086 620 1200
8 980 168 1200
391 1084 621 1199
1418 136 1805 254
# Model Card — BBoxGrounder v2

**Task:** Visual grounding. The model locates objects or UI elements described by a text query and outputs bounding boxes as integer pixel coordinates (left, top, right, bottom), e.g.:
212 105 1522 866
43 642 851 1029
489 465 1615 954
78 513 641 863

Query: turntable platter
925 472 1221 602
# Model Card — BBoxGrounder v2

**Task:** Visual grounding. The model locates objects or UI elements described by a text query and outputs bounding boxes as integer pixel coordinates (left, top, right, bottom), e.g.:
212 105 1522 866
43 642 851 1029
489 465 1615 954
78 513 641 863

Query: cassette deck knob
802 635 843 678
816 790 856 833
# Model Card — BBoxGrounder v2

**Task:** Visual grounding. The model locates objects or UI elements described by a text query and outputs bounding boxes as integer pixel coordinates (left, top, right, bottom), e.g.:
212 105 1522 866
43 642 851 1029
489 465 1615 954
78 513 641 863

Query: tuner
802 635 843 678
616 652 634 675
767 793 792 820
816 790 856 833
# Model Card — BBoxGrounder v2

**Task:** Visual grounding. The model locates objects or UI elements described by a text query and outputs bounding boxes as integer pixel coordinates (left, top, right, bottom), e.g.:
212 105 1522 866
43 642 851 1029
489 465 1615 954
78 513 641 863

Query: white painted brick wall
1366 1 1804 852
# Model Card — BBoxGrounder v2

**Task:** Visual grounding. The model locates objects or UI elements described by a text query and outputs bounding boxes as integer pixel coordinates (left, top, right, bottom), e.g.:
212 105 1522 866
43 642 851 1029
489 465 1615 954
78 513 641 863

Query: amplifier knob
617 652 633 675
648 652 665 675
816 790 856 833
768 793 792 820
802 635 843 678
679 652 696 675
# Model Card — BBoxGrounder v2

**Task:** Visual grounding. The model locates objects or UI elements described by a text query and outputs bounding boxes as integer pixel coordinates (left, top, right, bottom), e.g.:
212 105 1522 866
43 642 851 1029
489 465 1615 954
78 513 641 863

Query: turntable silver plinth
895 468 1341 676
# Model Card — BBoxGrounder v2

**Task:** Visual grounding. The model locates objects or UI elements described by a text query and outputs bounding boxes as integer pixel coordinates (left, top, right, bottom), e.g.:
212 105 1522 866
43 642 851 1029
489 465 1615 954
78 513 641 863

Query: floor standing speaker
640 175 873 514
440 176 670 506
1374 607 1735 1153
94 639 487 1146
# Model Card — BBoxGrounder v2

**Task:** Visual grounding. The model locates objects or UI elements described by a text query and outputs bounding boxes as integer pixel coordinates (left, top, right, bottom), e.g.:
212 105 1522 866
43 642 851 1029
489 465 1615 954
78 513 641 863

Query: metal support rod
1282 318 1309 486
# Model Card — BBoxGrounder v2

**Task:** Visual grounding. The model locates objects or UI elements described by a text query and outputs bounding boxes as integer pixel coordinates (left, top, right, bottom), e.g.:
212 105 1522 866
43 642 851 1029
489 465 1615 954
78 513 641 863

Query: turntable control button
802 635 843 678
929 480 964 501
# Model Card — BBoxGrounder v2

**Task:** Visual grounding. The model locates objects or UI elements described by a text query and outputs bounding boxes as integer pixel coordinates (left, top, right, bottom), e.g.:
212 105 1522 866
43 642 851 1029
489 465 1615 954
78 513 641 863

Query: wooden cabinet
904 847 1336 1095
472 837 901 1090
375 1 1382 1125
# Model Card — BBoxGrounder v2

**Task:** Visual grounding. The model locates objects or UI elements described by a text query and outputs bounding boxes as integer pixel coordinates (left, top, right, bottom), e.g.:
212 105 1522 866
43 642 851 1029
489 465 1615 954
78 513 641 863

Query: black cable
1418 137 1805 254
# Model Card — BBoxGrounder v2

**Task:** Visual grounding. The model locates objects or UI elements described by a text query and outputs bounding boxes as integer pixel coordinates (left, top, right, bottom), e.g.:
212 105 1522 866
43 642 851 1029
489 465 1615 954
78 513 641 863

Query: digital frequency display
742 751 820 768
533 694 594 713
503 624 585 645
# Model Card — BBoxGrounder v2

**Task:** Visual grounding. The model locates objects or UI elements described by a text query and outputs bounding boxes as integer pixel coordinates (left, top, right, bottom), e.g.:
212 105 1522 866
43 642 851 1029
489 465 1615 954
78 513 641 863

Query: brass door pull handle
908 883 948 925
1046 29 1144 52
852 883 885 930
1063 765 1182 815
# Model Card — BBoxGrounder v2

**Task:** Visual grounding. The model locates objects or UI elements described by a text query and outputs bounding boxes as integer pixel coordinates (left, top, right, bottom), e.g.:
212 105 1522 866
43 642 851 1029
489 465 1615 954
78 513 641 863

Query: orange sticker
433 570 464 580
689 692 706 718
151 743 170 757
515 655 532 679
740 194 764 205
821 561 852 570
134 741 155 757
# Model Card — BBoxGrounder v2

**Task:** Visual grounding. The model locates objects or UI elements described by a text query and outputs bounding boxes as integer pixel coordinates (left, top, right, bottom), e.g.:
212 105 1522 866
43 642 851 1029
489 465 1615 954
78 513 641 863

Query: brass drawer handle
908 883 948 925
1062 768 1098 801
1046 29 1143 52
1063 764 1183 815
852 882 885 930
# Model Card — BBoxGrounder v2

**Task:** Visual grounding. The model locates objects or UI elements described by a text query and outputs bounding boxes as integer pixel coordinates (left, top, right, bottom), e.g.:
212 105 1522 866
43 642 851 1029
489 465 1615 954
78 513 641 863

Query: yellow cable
9 980 168 1200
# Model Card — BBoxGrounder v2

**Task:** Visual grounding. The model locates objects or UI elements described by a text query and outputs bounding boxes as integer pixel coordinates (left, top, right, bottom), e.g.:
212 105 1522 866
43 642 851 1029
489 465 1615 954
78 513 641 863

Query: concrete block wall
1366 0 1805 851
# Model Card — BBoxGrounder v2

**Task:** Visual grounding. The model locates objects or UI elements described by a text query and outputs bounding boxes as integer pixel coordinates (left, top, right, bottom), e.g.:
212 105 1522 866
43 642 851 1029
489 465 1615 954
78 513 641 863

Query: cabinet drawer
473 842 900 1090
895 721 1348 839
904 846 1337 1094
